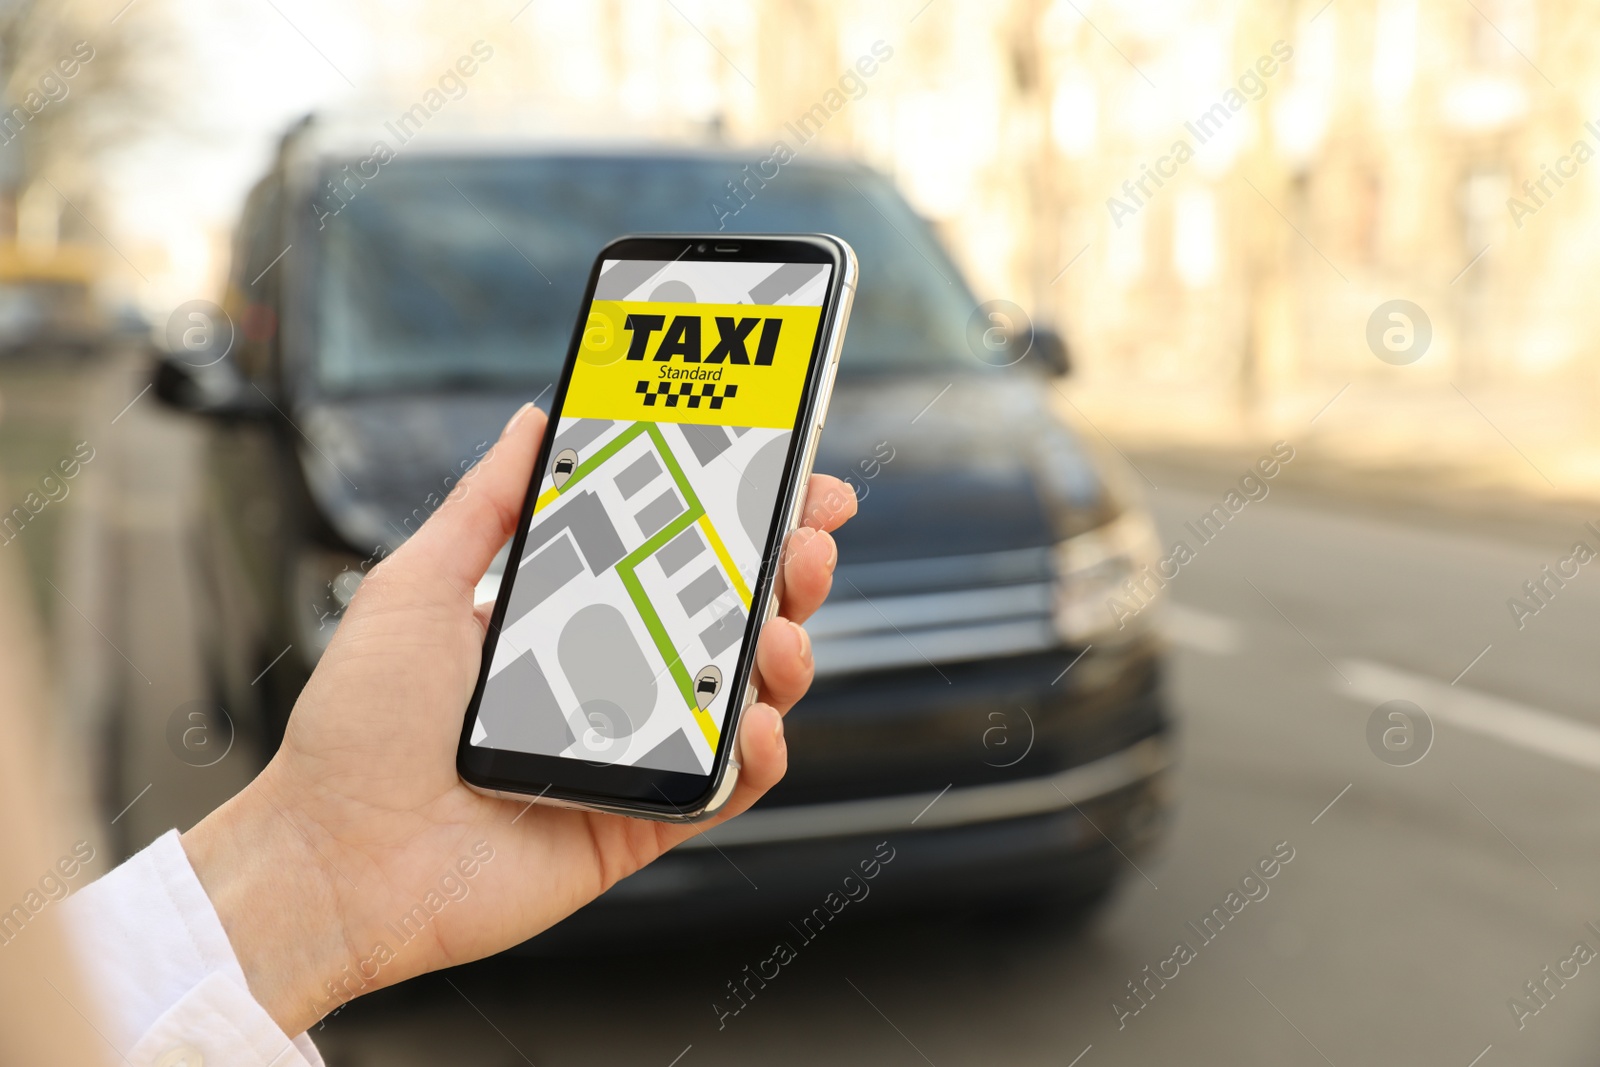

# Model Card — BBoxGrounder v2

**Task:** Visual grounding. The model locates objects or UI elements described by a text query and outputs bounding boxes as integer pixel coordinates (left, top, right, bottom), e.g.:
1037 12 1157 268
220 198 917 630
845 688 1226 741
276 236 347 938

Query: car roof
278 109 862 173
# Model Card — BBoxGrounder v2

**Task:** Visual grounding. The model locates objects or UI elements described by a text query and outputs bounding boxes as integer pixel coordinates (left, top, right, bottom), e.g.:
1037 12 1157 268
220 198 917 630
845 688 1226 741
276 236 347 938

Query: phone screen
466 254 836 783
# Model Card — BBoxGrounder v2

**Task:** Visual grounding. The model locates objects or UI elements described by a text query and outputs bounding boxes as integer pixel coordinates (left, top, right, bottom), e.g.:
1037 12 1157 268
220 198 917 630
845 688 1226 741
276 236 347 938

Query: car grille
810 547 1059 677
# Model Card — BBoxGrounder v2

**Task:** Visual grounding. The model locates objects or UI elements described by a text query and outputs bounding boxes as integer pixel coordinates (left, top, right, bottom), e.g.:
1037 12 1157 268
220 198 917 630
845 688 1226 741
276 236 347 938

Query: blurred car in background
145 113 1172 930
0 242 111 357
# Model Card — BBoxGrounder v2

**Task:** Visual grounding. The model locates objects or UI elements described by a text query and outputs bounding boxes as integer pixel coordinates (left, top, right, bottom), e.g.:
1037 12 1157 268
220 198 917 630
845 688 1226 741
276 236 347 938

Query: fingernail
825 533 838 572
793 619 812 666
773 709 785 746
506 401 534 433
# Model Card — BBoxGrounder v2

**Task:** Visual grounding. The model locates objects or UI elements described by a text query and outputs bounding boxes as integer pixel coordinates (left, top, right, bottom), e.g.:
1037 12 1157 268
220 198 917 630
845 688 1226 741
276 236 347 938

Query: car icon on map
694 665 722 709
551 448 579 488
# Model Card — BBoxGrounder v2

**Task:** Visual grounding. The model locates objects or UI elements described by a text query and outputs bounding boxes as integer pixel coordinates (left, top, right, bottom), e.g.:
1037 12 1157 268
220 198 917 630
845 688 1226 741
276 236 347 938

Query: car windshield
312 154 980 394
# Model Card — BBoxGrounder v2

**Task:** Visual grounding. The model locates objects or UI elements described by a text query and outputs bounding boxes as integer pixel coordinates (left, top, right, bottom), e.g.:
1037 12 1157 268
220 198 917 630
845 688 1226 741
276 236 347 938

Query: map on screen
470 257 832 775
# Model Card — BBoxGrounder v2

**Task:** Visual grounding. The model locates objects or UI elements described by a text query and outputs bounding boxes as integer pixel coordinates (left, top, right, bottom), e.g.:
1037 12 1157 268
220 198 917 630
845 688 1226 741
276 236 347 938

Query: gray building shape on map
655 527 705 577
503 489 626 627
477 649 575 755
614 451 663 499
700 607 746 658
634 488 684 537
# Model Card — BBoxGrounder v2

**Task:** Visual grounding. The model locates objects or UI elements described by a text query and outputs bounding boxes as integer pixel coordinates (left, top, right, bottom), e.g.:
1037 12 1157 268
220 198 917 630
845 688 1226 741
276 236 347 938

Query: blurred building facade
50 0 1600 464
464 0 1600 423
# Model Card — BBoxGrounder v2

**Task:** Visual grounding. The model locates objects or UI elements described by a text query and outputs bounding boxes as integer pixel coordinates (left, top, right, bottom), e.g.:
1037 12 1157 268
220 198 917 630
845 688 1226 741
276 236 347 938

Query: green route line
617 508 702 709
551 421 649 498
551 421 723 733
643 422 703 515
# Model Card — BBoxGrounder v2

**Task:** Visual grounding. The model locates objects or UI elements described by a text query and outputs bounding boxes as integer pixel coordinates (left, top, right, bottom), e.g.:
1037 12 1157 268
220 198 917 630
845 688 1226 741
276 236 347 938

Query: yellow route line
697 514 751 610
533 486 559 513
691 707 720 750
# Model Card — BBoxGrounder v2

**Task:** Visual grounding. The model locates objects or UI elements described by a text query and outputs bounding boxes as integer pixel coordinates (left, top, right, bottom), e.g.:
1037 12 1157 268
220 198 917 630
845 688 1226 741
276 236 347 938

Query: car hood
293 371 1110 564
815 372 1109 563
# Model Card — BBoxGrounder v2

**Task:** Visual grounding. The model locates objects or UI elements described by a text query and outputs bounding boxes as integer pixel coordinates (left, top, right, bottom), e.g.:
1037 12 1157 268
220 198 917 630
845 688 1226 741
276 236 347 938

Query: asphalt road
61 355 1600 1066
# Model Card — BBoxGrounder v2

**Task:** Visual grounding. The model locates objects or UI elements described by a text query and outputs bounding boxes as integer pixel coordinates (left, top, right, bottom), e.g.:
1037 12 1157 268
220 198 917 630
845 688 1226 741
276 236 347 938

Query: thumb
391 402 546 596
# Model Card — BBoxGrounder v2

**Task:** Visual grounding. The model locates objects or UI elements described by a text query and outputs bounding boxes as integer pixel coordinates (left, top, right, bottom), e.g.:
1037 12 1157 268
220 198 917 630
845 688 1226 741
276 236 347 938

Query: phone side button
789 425 824 532
814 357 839 428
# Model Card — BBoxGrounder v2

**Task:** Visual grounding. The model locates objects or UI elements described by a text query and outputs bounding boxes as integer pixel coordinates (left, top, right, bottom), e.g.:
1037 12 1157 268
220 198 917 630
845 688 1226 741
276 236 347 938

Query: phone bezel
456 233 849 818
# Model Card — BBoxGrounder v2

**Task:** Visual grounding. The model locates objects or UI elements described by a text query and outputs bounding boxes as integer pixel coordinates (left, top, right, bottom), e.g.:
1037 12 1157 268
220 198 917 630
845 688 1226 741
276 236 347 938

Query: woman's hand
181 402 855 1036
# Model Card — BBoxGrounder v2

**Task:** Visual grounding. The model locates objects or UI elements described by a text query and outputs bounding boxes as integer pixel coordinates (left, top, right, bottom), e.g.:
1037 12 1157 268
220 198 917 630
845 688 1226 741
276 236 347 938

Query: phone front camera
696 243 706 252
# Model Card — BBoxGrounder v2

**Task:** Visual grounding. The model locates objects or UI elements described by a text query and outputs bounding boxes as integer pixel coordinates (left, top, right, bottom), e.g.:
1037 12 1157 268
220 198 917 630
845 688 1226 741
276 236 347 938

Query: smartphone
457 234 856 821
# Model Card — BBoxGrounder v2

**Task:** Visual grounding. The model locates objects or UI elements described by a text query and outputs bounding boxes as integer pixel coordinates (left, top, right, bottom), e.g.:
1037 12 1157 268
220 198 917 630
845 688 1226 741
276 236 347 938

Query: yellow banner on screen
563 300 822 430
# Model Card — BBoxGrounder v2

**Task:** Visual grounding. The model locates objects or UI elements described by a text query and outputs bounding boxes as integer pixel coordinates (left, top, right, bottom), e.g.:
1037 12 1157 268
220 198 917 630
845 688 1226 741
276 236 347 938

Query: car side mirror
1032 326 1071 377
150 346 276 419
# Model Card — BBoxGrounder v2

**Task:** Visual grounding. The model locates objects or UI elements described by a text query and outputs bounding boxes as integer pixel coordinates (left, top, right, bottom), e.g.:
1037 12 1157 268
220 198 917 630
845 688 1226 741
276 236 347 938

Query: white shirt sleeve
60 829 325 1067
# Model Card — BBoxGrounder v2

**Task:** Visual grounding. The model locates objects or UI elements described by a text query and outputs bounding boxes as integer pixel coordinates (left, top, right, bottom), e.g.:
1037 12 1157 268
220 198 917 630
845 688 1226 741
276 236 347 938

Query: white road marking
1340 659 1600 773
1162 603 1243 655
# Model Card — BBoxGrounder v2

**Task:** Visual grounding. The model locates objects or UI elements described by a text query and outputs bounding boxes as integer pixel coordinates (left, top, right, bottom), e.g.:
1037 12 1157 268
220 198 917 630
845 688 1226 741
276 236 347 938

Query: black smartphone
457 233 856 821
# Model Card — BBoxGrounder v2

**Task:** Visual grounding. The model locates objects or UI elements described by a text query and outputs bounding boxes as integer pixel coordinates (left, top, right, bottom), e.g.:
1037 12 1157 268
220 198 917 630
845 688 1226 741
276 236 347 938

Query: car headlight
294 548 369 662
1052 510 1162 644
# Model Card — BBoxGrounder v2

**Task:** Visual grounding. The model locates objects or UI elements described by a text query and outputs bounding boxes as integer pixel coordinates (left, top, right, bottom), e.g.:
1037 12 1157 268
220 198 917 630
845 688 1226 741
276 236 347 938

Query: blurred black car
147 115 1172 927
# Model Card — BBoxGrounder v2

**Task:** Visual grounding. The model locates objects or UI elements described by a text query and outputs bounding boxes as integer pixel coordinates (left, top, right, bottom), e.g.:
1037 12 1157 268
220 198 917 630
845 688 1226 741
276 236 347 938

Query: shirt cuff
61 829 324 1067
